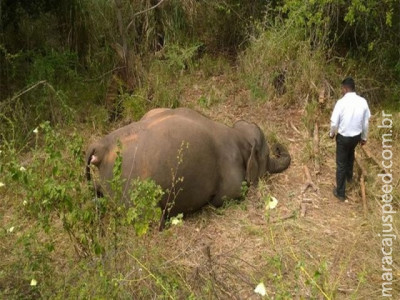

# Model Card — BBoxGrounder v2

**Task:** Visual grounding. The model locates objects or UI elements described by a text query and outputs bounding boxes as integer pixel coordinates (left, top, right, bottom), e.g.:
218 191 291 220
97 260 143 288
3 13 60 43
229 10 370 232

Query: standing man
330 77 371 201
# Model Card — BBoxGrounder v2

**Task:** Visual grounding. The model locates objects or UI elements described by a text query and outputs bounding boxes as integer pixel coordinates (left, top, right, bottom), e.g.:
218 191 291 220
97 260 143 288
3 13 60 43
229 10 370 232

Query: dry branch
300 202 307 217
302 165 318 193
313 122 320 174
355 155 368 217
301 198 313 204
1 80 47 108
318 87 325 104
271 212 296 223
126 0 167 31
290 121 302 136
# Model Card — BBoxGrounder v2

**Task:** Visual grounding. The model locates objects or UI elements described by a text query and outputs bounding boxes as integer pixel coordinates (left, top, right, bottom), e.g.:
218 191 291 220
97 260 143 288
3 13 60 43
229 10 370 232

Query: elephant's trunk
267 143 291 174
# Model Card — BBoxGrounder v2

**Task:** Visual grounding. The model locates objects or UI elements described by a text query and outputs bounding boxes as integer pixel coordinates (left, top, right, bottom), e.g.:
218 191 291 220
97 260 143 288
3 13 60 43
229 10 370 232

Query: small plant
161 141 189 226
302 100 319 134
164 43 203 72
169 213 184 226
126 178 163 236
240 181 249 199
197 95 209 108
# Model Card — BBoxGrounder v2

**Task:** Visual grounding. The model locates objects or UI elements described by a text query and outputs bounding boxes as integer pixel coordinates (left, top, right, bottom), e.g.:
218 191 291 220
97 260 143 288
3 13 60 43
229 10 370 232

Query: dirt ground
125 76 400 299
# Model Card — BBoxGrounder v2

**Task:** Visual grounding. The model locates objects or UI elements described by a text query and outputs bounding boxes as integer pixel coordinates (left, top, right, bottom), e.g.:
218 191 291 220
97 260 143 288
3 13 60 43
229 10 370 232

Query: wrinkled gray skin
86 108 291 227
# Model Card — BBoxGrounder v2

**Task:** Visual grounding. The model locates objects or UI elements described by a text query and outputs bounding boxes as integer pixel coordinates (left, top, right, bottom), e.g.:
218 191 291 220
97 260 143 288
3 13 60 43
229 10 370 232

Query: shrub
0 122 163 297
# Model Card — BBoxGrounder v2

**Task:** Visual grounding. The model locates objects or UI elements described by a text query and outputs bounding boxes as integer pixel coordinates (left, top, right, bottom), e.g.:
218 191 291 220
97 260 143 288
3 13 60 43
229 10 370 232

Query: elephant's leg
210 173 243 207
210 194 225 208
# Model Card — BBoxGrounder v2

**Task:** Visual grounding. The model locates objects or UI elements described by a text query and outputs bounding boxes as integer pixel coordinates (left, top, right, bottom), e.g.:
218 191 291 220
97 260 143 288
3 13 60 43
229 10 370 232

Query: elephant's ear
246 142 259 185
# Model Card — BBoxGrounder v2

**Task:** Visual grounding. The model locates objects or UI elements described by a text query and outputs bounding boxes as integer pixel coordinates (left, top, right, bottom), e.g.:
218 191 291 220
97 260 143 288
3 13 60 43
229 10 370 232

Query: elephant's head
233 121 268 184
233 121 291 184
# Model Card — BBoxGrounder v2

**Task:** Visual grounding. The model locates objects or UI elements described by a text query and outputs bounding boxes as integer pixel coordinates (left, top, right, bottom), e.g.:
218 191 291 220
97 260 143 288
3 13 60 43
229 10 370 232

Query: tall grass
239 20 338 105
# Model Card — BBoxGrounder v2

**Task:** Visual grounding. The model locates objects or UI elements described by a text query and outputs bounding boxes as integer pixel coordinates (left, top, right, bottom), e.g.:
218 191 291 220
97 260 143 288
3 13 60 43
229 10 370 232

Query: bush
0 122 163 297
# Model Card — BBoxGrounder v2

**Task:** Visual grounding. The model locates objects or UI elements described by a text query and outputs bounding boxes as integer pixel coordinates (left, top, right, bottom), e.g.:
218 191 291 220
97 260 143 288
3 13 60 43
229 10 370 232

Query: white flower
23 200 28 206
20 166 26 172
170 213 183 226
254 282 267 296
171 217 182 226
266 196 278 210
8 226 15 233
0 182 5 188
30 279 38 286
33 127 39 134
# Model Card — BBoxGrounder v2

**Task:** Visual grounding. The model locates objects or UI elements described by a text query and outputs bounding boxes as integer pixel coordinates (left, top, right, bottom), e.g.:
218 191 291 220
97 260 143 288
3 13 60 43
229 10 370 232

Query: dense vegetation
1 0 399 298
1 0 399 143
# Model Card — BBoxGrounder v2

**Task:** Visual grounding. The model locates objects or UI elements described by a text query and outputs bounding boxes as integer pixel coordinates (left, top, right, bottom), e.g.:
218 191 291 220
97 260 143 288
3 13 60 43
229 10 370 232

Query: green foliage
240 20 337 104
198 54 231 77
164 43 203 72
3 122 96 250
126 179 163 236
1 121 164 297
145 60 184 109
121 89 148 120
302 100 319 133
28 50 80 85
240 181 249 199
279 0 400 90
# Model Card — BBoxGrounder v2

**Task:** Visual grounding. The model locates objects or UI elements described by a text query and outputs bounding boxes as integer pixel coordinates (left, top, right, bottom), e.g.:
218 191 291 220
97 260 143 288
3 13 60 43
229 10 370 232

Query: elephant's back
122 114 221 213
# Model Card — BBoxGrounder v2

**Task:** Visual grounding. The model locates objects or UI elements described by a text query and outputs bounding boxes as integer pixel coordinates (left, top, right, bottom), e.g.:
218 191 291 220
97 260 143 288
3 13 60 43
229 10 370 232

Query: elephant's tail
267 143 291 173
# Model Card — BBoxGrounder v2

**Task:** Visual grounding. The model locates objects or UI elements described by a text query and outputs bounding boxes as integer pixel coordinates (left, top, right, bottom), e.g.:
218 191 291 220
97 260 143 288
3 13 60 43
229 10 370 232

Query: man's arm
330 101 341 138
360 105 371 144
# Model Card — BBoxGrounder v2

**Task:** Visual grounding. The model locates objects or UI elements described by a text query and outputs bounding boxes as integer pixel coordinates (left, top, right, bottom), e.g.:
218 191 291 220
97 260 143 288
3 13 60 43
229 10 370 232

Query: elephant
86 107 291 228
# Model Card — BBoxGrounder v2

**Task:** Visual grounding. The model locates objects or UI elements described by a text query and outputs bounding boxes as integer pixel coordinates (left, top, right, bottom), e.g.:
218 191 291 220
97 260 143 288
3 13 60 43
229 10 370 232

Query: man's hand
360 139 367 146
329 132 336 139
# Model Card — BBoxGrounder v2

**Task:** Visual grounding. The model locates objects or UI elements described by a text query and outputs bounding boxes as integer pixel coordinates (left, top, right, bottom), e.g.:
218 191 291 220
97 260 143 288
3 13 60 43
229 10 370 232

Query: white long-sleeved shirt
330 92 371 140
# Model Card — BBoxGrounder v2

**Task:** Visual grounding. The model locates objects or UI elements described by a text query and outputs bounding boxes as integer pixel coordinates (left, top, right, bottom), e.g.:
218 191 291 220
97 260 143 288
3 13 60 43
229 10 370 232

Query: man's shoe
333 188 346 201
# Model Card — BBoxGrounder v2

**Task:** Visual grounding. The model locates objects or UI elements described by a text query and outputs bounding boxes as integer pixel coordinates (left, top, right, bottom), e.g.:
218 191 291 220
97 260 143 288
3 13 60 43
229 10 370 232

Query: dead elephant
86 108 291 227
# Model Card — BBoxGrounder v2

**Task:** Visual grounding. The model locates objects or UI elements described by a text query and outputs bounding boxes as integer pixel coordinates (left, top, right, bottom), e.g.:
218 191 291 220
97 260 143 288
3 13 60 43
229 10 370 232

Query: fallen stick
318 87 325 104
313 122 320 174
302 165 318 193
300 202 307 217
290 121 302 136
302 198 313 204
287 138 302 143
355 155 368 217
271 212 296 223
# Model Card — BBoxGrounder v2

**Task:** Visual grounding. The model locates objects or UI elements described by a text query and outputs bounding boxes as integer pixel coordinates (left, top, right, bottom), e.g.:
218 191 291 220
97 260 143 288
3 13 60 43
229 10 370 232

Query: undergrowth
1 3 399 297
0 122 163 298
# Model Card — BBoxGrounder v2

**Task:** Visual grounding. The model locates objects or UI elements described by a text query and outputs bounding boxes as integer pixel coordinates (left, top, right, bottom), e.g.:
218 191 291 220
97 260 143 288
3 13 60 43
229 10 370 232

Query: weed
164 43 203 72
161 141 189 227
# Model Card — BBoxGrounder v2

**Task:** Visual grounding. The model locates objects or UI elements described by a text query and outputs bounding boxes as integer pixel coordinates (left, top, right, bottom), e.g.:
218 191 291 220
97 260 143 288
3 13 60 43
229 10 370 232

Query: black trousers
336 133 361 197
